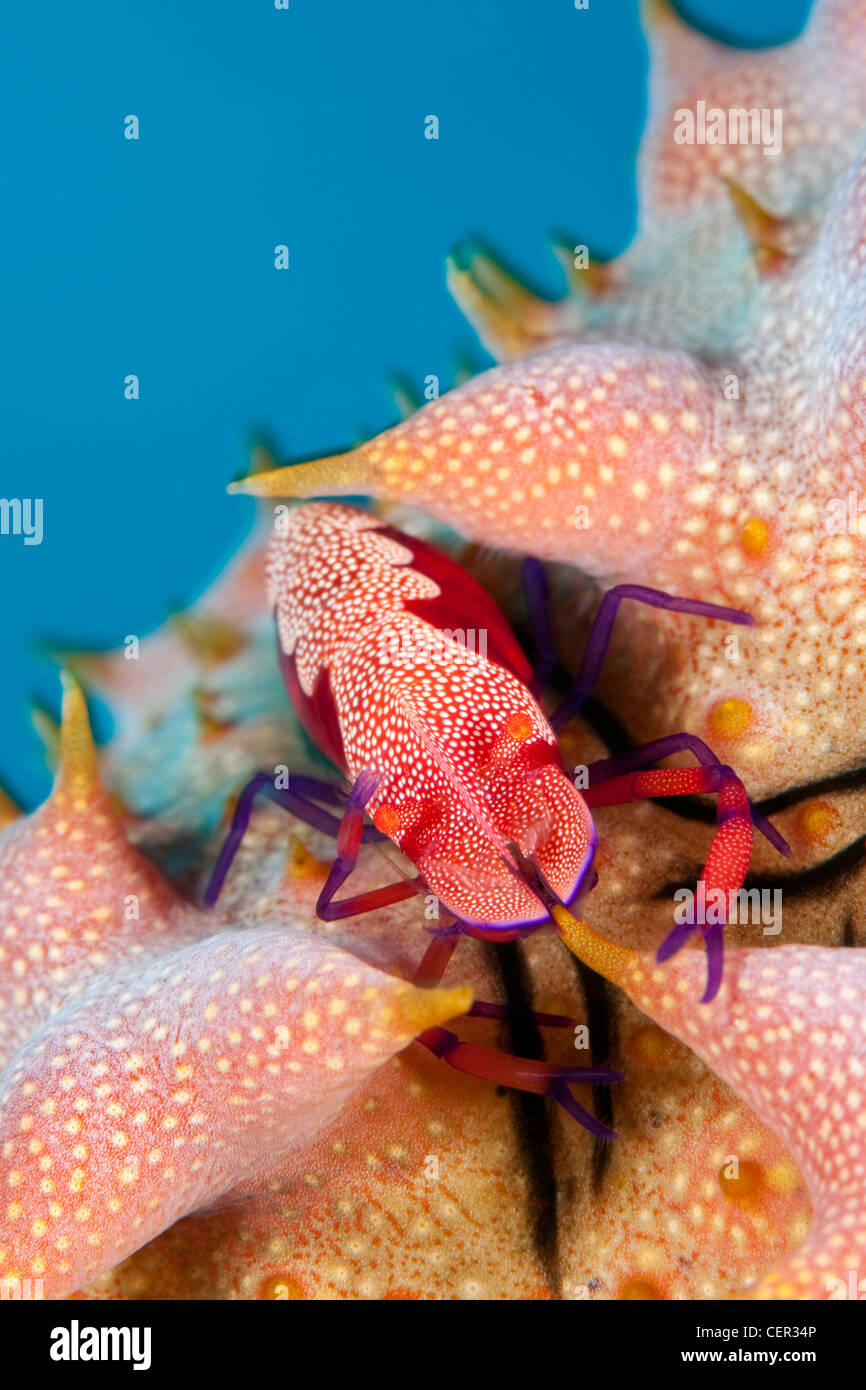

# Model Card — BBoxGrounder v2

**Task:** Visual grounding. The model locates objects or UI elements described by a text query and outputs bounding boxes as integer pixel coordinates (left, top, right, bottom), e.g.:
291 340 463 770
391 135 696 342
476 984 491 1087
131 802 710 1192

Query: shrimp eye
504 711 533 741
372 803 401 837
479 708 538 777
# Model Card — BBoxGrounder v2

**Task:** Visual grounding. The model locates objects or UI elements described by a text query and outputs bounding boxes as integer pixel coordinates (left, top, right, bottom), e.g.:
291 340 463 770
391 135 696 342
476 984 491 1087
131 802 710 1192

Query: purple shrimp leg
284 774 345 806
415 932 575 1024
417 1026 623 1140
464 1001 575 1027
316 770 426 920
413 923 576 1028
583 740 789 1002
203 769 388 910
550 584 755 732
586 733 791 858
205 772 348 908
413 929 461 987
521 557 557 698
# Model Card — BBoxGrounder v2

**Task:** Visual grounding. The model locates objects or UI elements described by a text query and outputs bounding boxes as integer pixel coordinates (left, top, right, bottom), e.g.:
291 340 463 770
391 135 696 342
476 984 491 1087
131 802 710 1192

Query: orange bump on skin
763 1160 801 1196
626 1024 681 1069
741 517 772 556
794 799 841 847
719 1159 764 1204
709 698 752 740
619 1279 662 1300
259 1274 306 1300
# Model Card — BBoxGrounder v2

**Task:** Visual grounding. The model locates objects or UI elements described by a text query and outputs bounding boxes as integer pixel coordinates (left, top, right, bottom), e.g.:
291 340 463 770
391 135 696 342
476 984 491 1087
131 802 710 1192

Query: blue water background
0 0 812 806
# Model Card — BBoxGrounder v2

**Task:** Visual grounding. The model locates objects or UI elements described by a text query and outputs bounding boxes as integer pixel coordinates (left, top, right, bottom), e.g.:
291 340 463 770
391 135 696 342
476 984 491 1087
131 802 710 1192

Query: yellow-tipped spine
551 904 638 989
0 784 21 829
54 671 103 803
228 446 377 500
389 983 473 1039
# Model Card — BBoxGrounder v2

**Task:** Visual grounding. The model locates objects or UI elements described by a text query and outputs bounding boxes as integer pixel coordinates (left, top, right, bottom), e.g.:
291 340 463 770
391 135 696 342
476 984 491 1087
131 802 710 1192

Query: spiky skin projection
267 502 594 925
235 0 866 804
0 680 471 1299
556 910 866 1300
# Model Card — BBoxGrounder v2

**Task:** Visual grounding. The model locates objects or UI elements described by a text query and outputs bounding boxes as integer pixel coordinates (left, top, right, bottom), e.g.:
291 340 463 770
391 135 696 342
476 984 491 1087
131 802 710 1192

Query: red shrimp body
266 502 595 926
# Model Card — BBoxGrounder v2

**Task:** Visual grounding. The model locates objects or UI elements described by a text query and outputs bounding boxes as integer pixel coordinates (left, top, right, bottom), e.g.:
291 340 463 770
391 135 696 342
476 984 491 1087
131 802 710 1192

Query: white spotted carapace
266 502 595 926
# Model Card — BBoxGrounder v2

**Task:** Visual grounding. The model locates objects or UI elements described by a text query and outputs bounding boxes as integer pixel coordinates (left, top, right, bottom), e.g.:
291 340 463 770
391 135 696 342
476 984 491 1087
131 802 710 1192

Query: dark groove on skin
650 765 866 827
655 836 866 904
756 765 866 817
487 939 561 1297
842 913 856 947
568 955 617 1188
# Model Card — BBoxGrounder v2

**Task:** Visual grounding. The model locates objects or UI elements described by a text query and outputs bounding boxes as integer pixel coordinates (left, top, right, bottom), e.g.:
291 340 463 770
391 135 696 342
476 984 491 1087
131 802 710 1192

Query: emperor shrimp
205 501 789 1136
